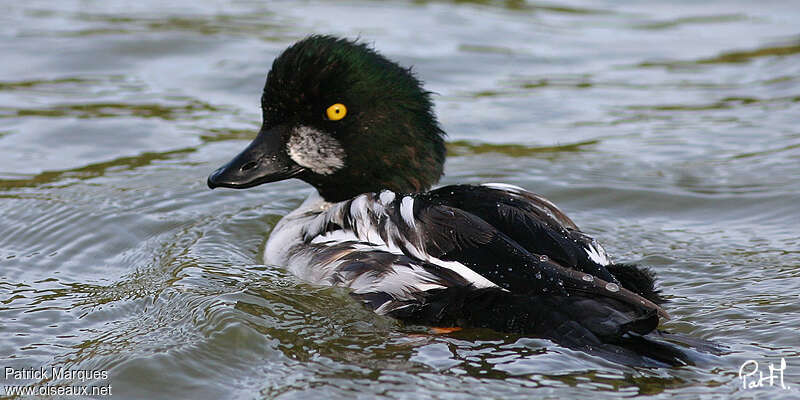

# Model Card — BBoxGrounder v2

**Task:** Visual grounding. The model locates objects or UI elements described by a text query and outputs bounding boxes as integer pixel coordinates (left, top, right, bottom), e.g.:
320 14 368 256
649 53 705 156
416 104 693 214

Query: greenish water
1 0 799 398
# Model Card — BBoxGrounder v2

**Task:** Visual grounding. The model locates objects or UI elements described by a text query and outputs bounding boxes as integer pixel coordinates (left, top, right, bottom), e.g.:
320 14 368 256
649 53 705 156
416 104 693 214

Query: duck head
208 35 446 202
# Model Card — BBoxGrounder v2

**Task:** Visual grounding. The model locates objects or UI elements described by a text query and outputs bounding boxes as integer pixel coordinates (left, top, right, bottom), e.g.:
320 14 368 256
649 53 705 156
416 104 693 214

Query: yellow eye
326 103 347 121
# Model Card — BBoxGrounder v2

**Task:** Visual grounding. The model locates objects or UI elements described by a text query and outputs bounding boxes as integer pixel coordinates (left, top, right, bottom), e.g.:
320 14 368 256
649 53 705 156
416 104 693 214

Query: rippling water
1 0 799 398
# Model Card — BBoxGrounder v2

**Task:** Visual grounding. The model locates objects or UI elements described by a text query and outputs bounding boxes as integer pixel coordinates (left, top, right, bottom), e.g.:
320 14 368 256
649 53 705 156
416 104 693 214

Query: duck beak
207 124 302 189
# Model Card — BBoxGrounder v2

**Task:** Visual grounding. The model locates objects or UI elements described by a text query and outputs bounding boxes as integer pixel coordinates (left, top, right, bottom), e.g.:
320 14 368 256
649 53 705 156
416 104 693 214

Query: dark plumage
262 35 446 202
207 35 720 367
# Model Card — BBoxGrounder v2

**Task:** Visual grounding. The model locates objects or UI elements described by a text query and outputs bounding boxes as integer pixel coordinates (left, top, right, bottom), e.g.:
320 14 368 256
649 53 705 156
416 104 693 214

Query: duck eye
326 103 347 121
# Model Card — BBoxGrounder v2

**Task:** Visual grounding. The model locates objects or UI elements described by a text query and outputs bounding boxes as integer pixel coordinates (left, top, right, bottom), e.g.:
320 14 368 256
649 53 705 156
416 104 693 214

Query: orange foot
430 327 462 334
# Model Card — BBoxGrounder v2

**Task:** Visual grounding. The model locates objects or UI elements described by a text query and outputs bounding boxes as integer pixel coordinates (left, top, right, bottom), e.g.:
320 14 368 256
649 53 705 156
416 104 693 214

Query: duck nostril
241 161 258 172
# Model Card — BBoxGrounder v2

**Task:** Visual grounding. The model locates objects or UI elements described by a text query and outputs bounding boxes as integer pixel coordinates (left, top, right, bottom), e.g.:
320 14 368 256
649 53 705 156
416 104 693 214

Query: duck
207 35 717 367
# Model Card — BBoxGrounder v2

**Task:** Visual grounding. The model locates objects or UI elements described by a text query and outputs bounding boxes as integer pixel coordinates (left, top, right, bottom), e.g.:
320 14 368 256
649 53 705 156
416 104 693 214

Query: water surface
1 0 799 398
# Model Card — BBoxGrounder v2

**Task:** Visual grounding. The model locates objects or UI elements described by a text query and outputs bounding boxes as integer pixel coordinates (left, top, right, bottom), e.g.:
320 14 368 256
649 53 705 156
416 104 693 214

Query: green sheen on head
262 35 446 202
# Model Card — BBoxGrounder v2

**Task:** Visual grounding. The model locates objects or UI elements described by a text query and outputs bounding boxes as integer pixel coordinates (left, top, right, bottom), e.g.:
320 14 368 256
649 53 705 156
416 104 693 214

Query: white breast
264 191 499 295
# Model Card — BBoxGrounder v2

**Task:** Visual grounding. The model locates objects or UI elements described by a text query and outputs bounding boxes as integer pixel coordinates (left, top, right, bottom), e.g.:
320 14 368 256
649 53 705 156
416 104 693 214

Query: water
1 0 799 398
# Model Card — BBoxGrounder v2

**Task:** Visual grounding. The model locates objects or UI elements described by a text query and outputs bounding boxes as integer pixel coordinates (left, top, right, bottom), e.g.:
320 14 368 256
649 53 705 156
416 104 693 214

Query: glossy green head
208 35 446 202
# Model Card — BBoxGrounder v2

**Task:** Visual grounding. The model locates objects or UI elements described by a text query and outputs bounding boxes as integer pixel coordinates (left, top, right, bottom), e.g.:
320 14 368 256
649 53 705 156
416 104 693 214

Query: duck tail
607 263 667 304
593 331 723 367
384 286 721 367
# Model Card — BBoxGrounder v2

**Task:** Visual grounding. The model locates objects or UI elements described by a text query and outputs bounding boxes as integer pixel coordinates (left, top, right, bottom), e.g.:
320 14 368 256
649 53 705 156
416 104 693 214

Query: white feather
378 190 395 205
264 192 330 265
350 195 383 244
482 182 525 193
287 125 346 175
425 257 500 289
585 241 611 266
265 191 501 301
400 196 416 229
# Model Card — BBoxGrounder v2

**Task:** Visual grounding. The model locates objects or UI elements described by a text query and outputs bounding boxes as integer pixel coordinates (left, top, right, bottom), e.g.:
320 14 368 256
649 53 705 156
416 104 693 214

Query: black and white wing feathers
276 186 714 366
300 187 666 318
419 184 664 304
420 184 616 282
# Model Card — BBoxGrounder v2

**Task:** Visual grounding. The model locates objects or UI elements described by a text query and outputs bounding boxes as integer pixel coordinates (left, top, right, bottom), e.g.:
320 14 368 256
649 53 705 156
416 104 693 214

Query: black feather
419 185 620 283
386 286 715 367
230 35 721 368
607 263 667 304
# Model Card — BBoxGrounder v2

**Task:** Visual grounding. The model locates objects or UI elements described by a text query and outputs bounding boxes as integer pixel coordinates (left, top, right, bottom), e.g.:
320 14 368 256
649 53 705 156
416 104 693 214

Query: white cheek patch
287 125 346 175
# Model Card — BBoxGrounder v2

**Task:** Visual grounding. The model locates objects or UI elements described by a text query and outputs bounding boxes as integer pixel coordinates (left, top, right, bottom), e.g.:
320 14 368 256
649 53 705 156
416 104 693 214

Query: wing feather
419 184 619 283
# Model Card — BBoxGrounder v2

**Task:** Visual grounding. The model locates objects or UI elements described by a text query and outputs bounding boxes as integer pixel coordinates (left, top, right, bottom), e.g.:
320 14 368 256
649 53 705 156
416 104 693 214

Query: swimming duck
208 35 714 366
